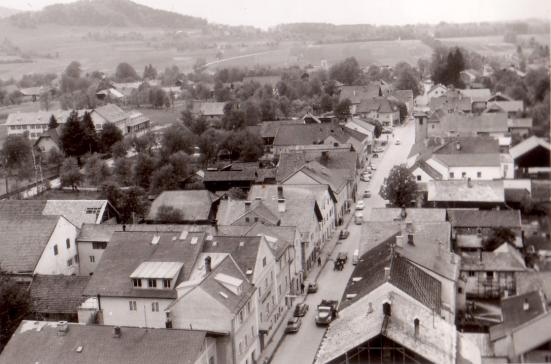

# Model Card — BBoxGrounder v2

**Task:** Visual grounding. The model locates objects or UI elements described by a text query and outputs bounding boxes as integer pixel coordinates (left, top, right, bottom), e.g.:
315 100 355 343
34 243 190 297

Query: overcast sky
5 0 551 29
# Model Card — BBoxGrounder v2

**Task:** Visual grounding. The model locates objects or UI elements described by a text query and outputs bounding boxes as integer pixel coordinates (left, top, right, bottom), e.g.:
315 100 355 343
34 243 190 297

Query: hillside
0 6 21 19
8 0 207 29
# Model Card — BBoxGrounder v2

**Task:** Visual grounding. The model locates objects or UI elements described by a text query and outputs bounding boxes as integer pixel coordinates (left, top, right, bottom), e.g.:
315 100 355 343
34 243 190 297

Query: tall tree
84 154 110 186
133 153 156 189
0 269 31 352
113 157 133 186
99 122 123 153
380 165 417 207
329 57 361 85
60 110 87 158
115 62 140 82
80 111 98 154
150 165 180 194
47 114 58 130
334 99 351 120
0 134 32 193
142 64 158 80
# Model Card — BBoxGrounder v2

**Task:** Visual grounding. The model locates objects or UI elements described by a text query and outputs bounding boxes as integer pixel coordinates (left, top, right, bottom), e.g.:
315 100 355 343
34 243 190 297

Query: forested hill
0 6 21 19
8 0 208 29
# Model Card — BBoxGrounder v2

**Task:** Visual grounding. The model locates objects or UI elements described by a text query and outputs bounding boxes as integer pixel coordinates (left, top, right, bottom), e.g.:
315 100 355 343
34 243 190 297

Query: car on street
363 190 371 198
395 138 401 145
339 230 350 239
371 164 377 171
372 153 378 158
293 303 309 317
337 252 348 263
382 127 392 134
360 174 370 182
307 283 318 293
285 317 302 333
373 147 384 153
354 211 363 224
355 200 365 210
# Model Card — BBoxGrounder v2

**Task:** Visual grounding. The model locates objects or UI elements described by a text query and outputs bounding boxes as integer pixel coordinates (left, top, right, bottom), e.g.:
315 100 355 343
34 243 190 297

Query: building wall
232 211 274 226
412 167 434 183
195 337 220 364
34 217 79 275
8 123 49 139
447 166 502 180
77 240 107 276
100 296 173 328
232 292 260 364
463 270 516 299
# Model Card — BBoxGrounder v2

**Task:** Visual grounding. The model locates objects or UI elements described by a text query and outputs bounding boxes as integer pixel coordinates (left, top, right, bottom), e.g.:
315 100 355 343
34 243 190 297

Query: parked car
294 303 309 317
307 283 318 293
339 230 350 239
363 190 371 198
337 252 348 263
354 211 363 224
355 201 365 210
371 165 377 171
382 127 393 134
360 174 370 182
395 138 401 145
285 317 302 333
372 153 379 158
373 147 384 153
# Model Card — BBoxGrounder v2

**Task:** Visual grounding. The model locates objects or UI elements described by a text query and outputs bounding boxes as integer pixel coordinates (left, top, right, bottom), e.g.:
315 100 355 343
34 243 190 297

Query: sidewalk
257 210 355 364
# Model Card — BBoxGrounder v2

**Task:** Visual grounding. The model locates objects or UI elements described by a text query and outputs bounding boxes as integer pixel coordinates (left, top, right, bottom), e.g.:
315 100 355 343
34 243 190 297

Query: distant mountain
0 6 21 19
8 0 207 29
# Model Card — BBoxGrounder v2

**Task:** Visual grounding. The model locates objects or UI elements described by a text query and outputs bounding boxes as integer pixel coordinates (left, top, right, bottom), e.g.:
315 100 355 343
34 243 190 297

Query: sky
4 0 551 29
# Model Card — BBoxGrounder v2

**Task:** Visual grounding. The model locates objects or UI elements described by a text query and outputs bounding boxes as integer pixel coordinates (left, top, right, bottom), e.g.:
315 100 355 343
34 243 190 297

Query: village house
314 241 460 364
485 92 524 118
146 190 221 224
0 321 219 364
337 84 383 114
34 127 62 153
166 254 259 364
428 93 472 114
447 209 523 253
426 83 448 99
426 179 505 209
191 100 227 124
459 88 492 112
354 97 400 127
81 230 207 328
509 136 551 179
425 112 509 139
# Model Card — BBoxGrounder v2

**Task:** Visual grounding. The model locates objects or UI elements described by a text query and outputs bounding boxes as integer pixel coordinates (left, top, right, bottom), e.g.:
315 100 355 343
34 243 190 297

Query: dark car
307 283 318 293
339 230 350 240
294 303 309 317
285 317 302 333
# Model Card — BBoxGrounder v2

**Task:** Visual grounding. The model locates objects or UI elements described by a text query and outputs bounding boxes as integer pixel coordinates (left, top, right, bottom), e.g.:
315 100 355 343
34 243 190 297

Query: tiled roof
429 95 472 112
356 97 398 114
459 88 492 102
191 101 226 116
147 190 217 222
508 118 533 129
447 209 521 228
84 231 205 298
42 200 109 228
432 153 500 167
273 123 350 146
294 161 349 193
0 215 60 273
433 136 500 154
427 179 505 203
368 208 446 223
93 104 127 123
509 136 551 159
216 199 280 226
0 321 206 364
276 151 357 182
338 84 381 104
203 236 262 280
340 241 442 313
77 224 118 242
437 113 508 135
461 244 526 272
489 290 547 341
515 272 551 303
486 100 523 113
34 127 61 147
409 160 443 179
203 169 257 182
30 275 90 314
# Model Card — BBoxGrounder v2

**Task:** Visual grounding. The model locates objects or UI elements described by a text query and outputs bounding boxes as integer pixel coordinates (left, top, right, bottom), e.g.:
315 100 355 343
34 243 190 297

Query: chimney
384 266 391 280
395 235 403 248
122 224 126 232
244 201 252 211
523 298 530 311
456 142 461 151
57 321 69 336
407 234 414 245
414 318 420 337
467 177 473 188
278 198 286 213
205 256 212 274
113 326 121 338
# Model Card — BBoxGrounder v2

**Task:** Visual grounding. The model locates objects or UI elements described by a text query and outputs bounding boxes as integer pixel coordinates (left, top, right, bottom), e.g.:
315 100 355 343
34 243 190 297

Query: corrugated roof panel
130 261 183 279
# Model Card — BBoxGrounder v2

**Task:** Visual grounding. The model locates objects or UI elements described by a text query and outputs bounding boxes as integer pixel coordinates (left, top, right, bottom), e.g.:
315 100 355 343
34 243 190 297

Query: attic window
179 231 189 240
246 269 253 275
190 237 198 245
85 207 101 214
352 277 362 282
239 241 245 247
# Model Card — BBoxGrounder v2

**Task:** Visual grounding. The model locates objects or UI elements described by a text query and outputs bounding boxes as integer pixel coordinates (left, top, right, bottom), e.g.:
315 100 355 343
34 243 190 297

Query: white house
427 84 448 99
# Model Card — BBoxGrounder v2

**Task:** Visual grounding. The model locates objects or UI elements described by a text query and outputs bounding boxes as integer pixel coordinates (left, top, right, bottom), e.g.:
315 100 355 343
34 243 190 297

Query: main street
270 119 414 364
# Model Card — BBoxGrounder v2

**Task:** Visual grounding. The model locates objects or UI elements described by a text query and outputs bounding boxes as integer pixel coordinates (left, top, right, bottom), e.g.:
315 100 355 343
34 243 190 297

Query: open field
132 106 182 127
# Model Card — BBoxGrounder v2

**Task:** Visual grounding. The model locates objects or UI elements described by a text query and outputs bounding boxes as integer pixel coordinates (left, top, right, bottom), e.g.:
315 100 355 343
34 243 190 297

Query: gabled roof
488 92 513 102
93 104 127 123
147 190 218 222
0 215 61 273
489 290 547 341
508 117 533 129
338 84 381 104
409 159 443 179
0 321 207 364
509 136 551 159
272 123 350 146
427 83 447 95
30 275 90 314
461 244 526 272
427 180 505 203
276 151 357 182
459 88 492 102
356 97 398 114
447 209 521 228
203 236 262 280
34 127 61 147
433 136 500 154
287 160 349 193
432 153 500 167
191 101 226 116
429 94 472 113
84 231 206 299
437 112 508 135
485 100 523 113
216 199 280 226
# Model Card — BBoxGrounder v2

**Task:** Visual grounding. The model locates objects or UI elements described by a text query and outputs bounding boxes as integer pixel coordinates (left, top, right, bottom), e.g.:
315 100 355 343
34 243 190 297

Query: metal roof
130 261 184 279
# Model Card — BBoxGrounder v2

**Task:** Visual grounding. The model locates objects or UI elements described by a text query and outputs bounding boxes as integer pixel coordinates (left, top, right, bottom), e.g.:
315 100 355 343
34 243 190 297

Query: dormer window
148 279 157 288
132 279 142 288
130 261 183 290
163 279 171 288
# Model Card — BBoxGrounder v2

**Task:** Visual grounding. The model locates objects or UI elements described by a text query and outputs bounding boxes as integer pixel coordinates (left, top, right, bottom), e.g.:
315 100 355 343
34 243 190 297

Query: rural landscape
0 1 550 364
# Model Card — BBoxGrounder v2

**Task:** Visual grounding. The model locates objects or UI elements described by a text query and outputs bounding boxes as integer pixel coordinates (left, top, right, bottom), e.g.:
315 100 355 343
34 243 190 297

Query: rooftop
461 243 526 272
356 97 398 114
509 135 551 160
368 208 446 223
447 209 521 228
216 199 280 226
147 190 218 222
30 275 90 314
427 179 505 203
459 88 492 102
93 104 127 123
0 321 207 364
272 123 351 146
338 84 381 104
202 236 262 280
435 113 508 135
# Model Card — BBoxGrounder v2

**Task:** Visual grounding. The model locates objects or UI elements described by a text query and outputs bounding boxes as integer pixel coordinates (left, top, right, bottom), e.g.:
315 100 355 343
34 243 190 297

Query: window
487 272 494 279
92 242 107 250
239 310 244 323
262 257 267 267
245 217 250 223
152 302 159 312
85 207 101 214
67 258 73 267
254 217 259 222
449 172 454 179
468 271 475 277
148 279 157 288
74 255 79 263
66 238 71 249
89 255 95 263
461 172 467 178
477 171 482 178
457 287 463 294
133 279 142 288
163 279 171 288
129 300 137 311
417 175 421 181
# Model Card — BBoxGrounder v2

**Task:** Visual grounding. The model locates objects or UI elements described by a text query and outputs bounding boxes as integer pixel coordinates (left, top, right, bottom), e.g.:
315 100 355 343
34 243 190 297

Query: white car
395 138 401 145
371 165 377 171
355 200 365 210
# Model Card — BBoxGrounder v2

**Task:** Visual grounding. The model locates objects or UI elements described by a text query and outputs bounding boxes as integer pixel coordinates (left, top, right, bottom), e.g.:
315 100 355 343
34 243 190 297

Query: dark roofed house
30 275 90 322
391 89 414 113
338 84 382 106
509 136 551 179
34 127 62 153
191 101 227 124
147 190 220 224
355 97 400 126
0 320 212 364
428 112 508 138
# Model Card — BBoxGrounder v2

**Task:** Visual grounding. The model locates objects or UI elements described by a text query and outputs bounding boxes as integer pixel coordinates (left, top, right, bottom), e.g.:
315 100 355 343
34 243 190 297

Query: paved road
270 120 415 364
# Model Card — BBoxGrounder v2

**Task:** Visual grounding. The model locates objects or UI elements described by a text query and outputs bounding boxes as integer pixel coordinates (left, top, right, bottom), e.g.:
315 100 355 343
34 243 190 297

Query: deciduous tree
60 157 82 191
84 154 110 186
0 269 31 352
99 122 123 153
380 165 417 207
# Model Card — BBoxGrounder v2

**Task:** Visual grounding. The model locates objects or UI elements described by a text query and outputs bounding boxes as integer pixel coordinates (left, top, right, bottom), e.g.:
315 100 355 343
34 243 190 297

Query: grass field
439 34 548 59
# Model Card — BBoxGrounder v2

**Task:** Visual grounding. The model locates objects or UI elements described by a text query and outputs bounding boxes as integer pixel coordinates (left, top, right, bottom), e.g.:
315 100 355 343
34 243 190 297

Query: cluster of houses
311 82 551 363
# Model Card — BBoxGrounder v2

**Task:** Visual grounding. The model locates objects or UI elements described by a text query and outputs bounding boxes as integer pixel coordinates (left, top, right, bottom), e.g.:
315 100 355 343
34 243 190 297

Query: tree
368 119 382 139
329 57 361 85
0 269 31 352
113 157 133 186
238 131 264 162
168 151 190 180
198 128 224 165
430 46 466 88
0 134 32 193
133 153 156 189
60 157 82 191
142 64 158 80
60 110 87 158
484 227 516 251
115 62 140 82
320 94 334 113
380 165 417 207
39 91 51 110
227 187 247 200
46 148 64 174
111 140 127 159
99 122 123 153
160 124 193 160
80 111 98 154
393 100 408 123
47 114 58 130
120 186 147 223
150 165 180 194
84 154 110 186
334 99 351 120
156 204 183 223
394 67 421 97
